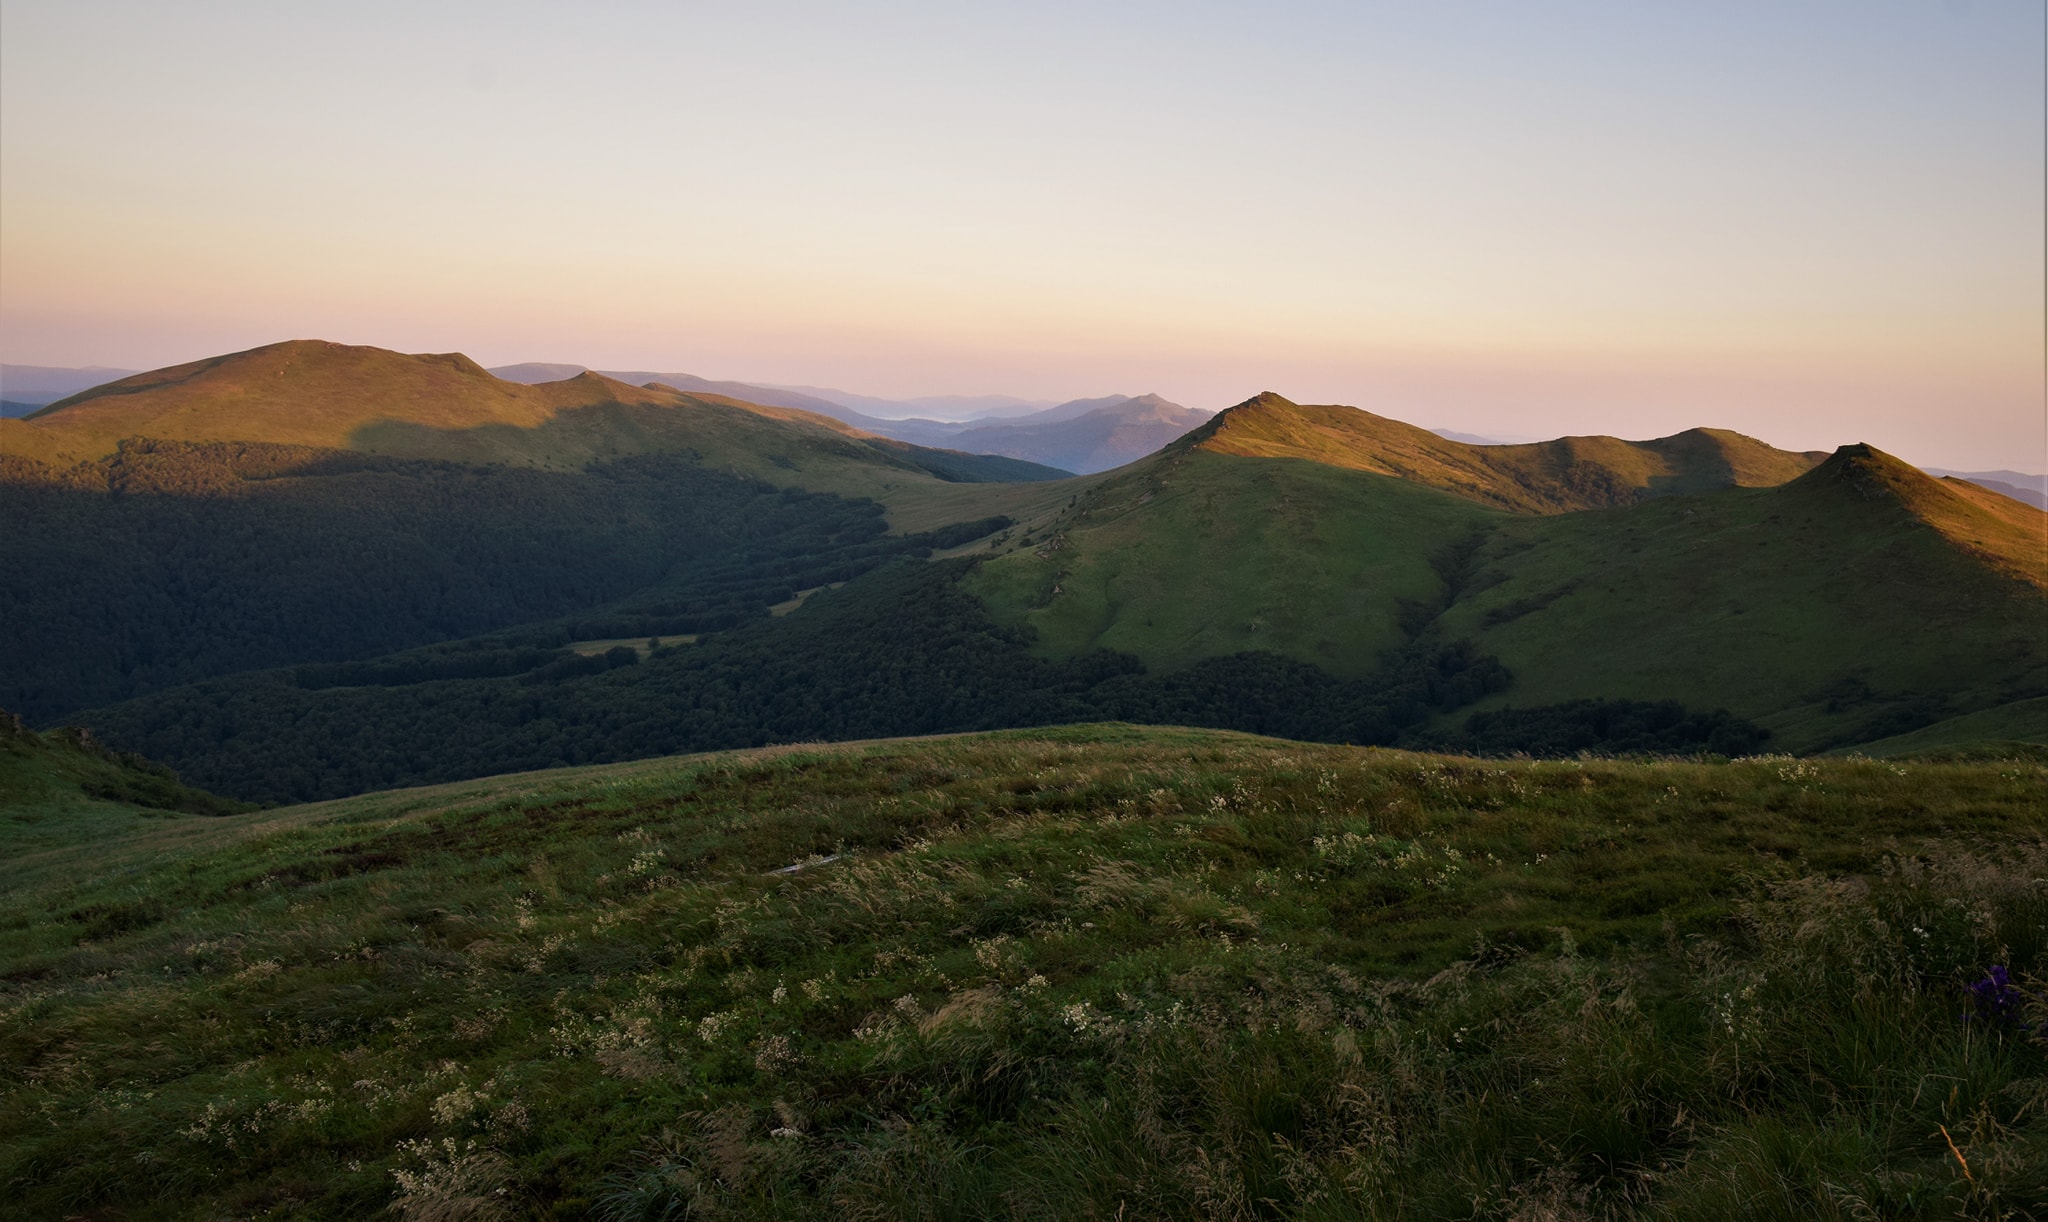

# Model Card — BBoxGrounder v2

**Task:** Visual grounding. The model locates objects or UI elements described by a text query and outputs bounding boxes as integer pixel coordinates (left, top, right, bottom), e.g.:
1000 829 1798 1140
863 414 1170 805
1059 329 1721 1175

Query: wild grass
1847 699 2048 760
2 725 2042 1218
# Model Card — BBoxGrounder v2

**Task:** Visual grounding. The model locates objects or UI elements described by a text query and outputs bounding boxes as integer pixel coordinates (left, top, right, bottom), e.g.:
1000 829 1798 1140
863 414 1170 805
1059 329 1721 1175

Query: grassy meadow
1850 700 2048 760
3 724 2044 1219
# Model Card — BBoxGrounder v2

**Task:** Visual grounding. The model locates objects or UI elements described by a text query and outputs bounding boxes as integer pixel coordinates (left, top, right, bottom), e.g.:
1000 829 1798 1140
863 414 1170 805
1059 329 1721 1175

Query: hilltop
18 341 642 455
2 340 1072 508
936 393 1213 474
1187 392 1828 513
488 361 867 423
484 363 1208 473
1436 444 2048 749
960 389 1839 676
967 443 1505 677
0 342 1082 721
4 726 2042 1217
967 398 2045 752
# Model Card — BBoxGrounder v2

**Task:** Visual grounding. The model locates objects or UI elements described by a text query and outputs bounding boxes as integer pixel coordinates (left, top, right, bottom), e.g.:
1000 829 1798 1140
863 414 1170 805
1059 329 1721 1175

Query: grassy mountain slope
4 727 2042 1217
7 340 1069 515
1840 696 2048 758
1438 445 2048 751
1194 393 1827 513
965 395 2038 753
963 390 1832 681
348 398 1065 498
0 416 81 465
0 713 249 839
0 341 1083 723
21 341 631 455
489 362 864 421
969 447 1501 677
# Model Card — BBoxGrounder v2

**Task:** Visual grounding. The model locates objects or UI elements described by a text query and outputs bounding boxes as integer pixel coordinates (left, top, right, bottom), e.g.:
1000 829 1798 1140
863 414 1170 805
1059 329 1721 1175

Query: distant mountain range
0 362 142 416
484 365 1050 423
5 340 2041 800
763 386 1055 421
2 343 1069 491
12 361 2031 495
1922 468 2047 510
487 363 1210 474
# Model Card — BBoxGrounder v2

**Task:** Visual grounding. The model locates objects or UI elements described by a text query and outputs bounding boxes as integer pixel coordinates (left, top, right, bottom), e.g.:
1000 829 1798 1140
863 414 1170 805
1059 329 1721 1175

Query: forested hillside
0 444 991 720
74 558 1769 804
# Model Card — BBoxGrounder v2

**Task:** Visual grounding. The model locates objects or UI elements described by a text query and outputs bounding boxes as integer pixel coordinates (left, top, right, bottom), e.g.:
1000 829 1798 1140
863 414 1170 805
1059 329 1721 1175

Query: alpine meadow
3 4 2044 1220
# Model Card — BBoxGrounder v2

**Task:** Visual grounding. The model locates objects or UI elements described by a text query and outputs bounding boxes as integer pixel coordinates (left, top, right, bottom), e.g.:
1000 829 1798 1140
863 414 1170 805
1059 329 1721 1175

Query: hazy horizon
2 2 2041 471
7 345 2048 477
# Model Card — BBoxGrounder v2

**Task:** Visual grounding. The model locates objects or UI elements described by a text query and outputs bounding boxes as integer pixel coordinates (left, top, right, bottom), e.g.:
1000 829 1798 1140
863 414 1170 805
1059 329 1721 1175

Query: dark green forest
77 559 1765 804
1 442 991 720
1445 698 1774 758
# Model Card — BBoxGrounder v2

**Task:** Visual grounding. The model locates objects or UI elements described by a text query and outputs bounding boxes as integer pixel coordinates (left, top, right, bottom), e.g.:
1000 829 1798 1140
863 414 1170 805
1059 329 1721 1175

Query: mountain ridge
487 363 1211 473
1432 441 2048 748
489 362 866 422
932 393 1214 474
1184 391 1831 514
5 341 1075 507
1780 443 2047 587
966 421 2044 750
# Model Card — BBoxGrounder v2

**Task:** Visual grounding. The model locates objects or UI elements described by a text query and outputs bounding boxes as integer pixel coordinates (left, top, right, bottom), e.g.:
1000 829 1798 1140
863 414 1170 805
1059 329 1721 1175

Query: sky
1 1 2041 470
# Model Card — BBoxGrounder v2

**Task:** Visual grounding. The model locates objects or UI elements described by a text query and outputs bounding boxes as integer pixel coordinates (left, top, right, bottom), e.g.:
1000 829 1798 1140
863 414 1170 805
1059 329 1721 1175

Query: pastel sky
2 1 2041 469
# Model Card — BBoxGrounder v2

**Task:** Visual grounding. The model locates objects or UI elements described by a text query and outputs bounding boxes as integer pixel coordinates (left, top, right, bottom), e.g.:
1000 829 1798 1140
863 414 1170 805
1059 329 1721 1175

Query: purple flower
1963 965 2032 1030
